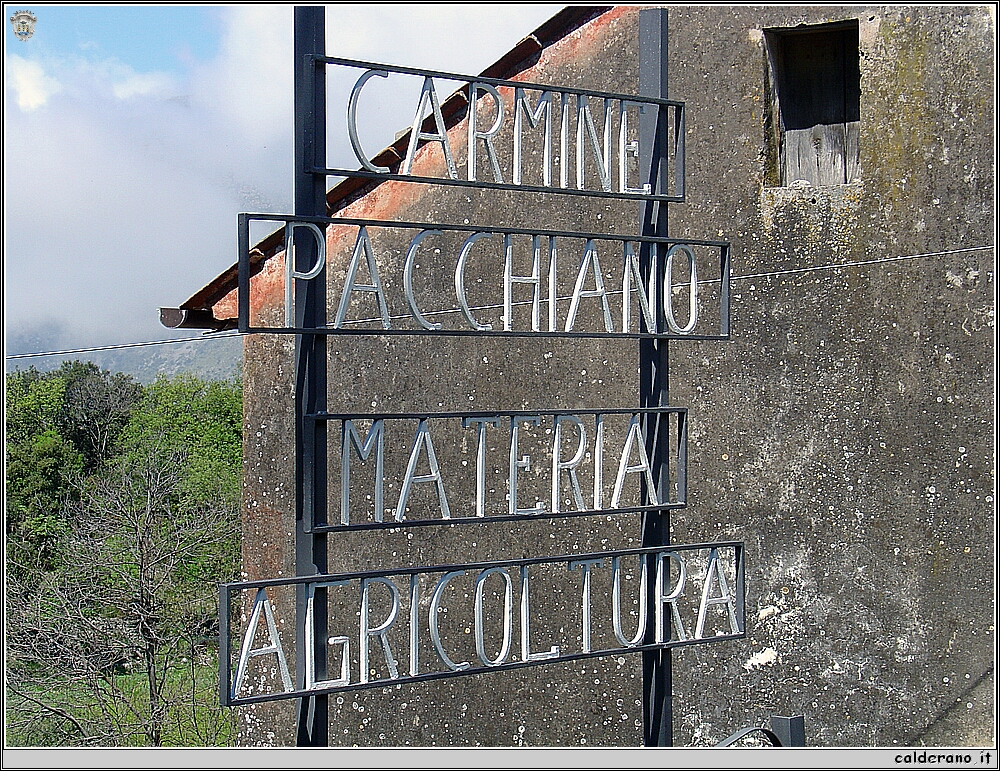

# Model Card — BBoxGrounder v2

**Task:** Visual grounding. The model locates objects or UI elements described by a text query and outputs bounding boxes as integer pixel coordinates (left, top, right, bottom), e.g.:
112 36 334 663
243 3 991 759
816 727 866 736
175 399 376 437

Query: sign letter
695 548 741 639
618 101 651 194
503 234 541 331
429 571 470 671
284 221 327 328
566 240 614 332
655 552 688 643
474 568 513 666
396 419 451 521
359 577 400 683
663 245 699 334
576 95 613 192
463 416 500 517
552 415 587 513
622 241 658 334
513 89 553 186
305 581 351 690
347 69 391 173
468 82 505 183
403 229 444 330
403 77 458 179
612 555 648 647
569 558 603 653
510 416 545 516
335 226 391 329
341 419 385 525
519 565 559 661
455 232 495 331
611 414 659 508
233 588 293 699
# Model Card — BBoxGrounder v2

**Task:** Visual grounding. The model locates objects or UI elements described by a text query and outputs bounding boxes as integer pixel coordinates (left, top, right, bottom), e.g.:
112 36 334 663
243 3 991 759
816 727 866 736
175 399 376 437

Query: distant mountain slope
6 334 242 384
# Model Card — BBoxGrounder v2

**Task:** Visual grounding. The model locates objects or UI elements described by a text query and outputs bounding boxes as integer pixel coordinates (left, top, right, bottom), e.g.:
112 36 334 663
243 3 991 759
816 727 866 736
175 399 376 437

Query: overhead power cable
4 245 992 361
5 332 241 361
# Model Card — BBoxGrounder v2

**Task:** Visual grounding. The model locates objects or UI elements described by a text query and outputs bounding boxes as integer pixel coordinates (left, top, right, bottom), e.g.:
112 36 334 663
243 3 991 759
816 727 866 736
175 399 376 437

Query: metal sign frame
219 542 746 707
313 55 686 203
300 406 688 533
225 6 739 748
237 213 731 339
637 8 676 747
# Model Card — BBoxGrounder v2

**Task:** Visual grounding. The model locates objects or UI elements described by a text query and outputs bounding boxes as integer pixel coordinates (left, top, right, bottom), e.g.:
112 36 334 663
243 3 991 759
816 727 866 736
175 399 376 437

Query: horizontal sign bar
301 406 686 533
238 214 730 340
220 541 745 705
319 56 685 202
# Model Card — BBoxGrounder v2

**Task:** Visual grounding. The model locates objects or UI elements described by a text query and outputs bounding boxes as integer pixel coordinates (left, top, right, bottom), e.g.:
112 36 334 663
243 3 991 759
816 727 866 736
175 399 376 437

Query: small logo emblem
10 10 37 41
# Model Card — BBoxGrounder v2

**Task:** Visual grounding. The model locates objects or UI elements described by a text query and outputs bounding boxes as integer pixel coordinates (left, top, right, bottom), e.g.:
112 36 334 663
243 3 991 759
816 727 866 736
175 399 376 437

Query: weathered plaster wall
665 4 994 746
236 5 994 746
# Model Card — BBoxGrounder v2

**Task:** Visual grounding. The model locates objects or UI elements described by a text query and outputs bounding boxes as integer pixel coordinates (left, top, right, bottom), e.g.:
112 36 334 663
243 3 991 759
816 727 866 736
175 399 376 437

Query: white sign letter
510 416 545 516
655 552 688 643
566 239 614 332
576 95 613 192
347 69 390 173
622 241 658 334
396 419 451 521
463 416 500 518
284 222 327 328
468 82 505 183
612 555 649 647
569 558 603 653
341 419 384 525
335 226 391 330
305 581 351 690
695 548 741 639
663 245 699 335
503 234 541 331
513 89 552 185
233 588 293 699
404 229 444 330
552 415 587 513
403 77 458 179
474 568 513 666
429 571 470 671
611 415 659 508
455 232 495 331
359 577 400 683
519 565 559 661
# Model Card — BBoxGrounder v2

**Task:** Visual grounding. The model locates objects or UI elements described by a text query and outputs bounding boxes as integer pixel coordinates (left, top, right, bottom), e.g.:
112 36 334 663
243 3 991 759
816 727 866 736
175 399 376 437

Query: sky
3 4 564 356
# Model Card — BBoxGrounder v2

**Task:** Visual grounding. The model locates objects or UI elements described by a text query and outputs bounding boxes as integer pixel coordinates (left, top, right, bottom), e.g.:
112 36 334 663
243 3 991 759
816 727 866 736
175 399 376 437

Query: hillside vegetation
5 361 242 747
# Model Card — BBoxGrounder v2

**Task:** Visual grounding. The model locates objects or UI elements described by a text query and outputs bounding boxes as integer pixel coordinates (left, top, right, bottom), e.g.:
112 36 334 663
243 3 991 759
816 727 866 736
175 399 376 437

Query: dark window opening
765 20 861 186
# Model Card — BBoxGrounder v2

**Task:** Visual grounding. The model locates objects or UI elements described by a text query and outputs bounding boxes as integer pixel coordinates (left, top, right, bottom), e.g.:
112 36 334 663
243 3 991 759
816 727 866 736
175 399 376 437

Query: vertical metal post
638 7 672 748
770 715 807 747
293 5 328 747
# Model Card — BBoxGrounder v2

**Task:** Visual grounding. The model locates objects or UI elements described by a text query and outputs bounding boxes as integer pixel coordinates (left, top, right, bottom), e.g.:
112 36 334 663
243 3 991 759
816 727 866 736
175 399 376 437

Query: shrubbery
5 363 242 747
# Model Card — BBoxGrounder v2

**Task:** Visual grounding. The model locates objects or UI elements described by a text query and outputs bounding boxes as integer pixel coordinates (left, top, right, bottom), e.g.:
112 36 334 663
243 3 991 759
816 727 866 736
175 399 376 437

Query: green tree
6 363 142 572
6 371 242 747
117 374 242 509
5 367 63 444
53 360 143 473
5 370 82 571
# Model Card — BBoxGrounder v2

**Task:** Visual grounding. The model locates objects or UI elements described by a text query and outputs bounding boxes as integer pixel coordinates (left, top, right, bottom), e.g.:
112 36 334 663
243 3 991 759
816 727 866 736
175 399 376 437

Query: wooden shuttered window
766 21 861 186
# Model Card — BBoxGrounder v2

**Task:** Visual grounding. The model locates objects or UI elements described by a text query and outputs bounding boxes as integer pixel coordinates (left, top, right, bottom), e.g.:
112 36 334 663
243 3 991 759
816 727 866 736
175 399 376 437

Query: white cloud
112 71 174 100
6 54 61 111
325 4 563 72
191 6 293 146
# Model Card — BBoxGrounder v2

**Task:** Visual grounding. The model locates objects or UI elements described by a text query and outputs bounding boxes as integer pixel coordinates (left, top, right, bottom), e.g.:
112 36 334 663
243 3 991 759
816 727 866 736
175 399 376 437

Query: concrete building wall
234 5 994 746
664 5 994 746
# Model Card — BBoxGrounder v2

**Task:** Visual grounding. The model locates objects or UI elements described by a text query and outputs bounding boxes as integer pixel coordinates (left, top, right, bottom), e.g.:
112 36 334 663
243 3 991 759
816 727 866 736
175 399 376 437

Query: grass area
5 657 236 747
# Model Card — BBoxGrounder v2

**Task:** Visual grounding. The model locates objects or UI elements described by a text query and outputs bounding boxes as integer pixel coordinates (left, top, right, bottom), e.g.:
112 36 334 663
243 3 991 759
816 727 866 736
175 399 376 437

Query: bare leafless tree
6 438 237 746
